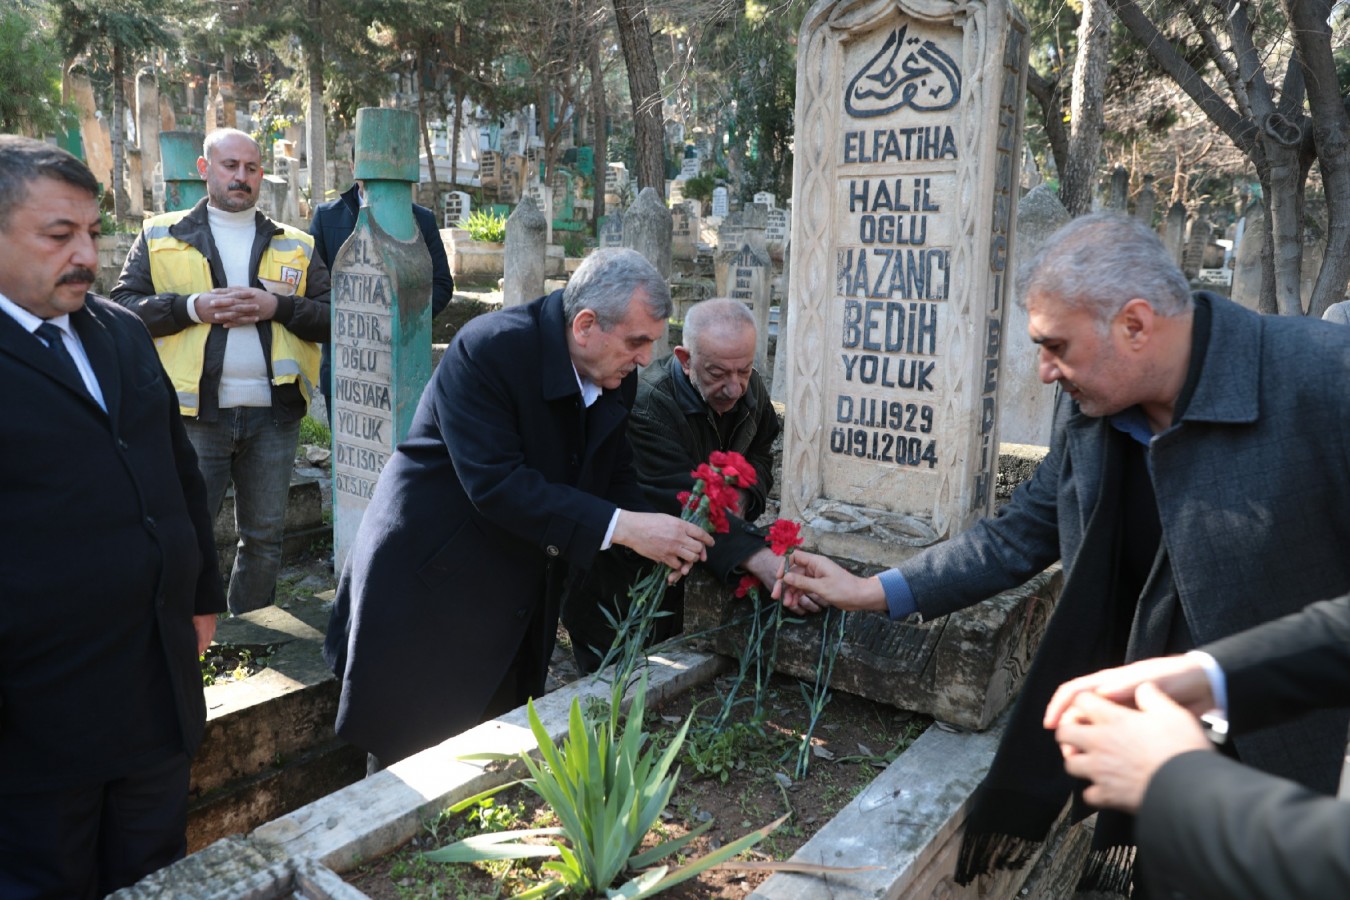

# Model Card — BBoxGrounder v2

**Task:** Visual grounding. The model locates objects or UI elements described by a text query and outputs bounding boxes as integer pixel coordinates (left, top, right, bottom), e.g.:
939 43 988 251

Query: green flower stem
794 606 848 779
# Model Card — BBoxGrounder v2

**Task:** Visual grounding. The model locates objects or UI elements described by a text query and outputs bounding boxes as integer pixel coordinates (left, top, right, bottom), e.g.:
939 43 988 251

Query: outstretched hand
613 510 713 584
773 549 886 613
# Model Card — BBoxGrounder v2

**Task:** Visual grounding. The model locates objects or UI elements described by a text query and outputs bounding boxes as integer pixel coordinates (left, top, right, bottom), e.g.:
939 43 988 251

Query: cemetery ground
344 670 930 899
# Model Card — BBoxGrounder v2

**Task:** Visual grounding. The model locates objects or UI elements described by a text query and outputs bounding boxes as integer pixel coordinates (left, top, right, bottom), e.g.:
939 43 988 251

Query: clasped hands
194 287 279 327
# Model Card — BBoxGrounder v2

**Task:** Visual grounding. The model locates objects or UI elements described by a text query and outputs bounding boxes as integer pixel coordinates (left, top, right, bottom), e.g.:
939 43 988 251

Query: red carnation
768 519 803 556
710 450 758 488
734 573 759 598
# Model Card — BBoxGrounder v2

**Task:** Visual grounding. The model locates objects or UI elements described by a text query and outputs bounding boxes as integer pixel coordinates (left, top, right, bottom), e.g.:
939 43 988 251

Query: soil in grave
345 670 929 899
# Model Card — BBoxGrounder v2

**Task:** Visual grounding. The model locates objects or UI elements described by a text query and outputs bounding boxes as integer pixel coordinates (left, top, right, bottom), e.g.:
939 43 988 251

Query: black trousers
0 751 190 899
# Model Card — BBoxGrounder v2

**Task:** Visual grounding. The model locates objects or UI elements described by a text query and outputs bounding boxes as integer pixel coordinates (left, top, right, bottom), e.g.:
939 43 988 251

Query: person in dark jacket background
308 181 454 424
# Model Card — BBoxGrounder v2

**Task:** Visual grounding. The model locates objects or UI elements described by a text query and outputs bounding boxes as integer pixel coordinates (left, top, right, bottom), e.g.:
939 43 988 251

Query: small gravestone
526 147 544 181
523 181 553 244
716 211 745 255
479 150 500 188
604 163 628 202
443 191 470 228
753 190 777 209
499 154 525 203
1182 206 1210 280
624 188 674 358
135 67 161 211
679 157 701 180
1108 164 1129 211
1164 200 1187 265
725 244 773 368
598 211 625 249
504 198 547 307
1230 199 1264 312
783 0 1029 566
161 131 206 211
668 180 684 206
672 203 699 261
332 108 433 571
1135 173 1157 225
765 206 789 260
711 186 729 218
1000 184 1068 446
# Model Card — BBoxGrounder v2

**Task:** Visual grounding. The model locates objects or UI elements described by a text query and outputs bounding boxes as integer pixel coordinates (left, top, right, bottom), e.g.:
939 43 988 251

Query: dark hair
563 247 672 328
0 135 100 230
1017 211 1193 326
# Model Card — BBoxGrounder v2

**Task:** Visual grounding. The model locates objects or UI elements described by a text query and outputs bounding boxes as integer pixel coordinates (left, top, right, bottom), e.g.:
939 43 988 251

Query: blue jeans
185 408 301 615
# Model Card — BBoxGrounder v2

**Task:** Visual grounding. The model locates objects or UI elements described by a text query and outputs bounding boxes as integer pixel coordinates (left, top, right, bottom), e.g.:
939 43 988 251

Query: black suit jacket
1137 594 1350 899
324 291 646 763
0 297 225 793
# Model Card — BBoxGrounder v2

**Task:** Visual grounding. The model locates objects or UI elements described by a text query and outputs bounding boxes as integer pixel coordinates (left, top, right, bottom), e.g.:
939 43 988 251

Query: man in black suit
308 181 455 424
0 136 226 898
324 248 713 767
1046 594 1350 899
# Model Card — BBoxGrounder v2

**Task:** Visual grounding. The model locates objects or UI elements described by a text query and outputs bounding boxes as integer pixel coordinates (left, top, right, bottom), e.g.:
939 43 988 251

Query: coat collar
1173 292 1260 425
539 290 583 403
0 296 116 418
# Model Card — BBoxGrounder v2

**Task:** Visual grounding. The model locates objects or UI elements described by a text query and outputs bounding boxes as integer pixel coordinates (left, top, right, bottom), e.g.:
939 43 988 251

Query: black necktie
35 321 83 386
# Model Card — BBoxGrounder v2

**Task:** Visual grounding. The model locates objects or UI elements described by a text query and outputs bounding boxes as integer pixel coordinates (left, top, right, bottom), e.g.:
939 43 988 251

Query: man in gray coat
778 212 1350 889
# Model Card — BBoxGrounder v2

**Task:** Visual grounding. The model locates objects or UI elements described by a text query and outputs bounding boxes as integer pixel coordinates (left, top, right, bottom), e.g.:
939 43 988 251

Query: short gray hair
683 297 755 353
0 136 99 230
1017 211 1193 326
563 247 672 328
202 128 261 161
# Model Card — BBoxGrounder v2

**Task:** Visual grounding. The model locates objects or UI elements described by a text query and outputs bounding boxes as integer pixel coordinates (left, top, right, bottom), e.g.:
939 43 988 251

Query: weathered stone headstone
332 108 433 571
135 67 161 211
783 0 1029 566
1135 173 1157 225
672 203 699 261
604 163 628 202
1108 164 1129 210
1182 205 1210 280
765 206 789 260
124 148 145 217
711 186 729 218
668 180 684 206
65 70 113 192
479 150 500 188
499 153 525 204
753 190 777 209
679 157 700 180
161 131 207 211
725 244 773 368
159 95 176 133
598 211 625 249
443 191 470 228
623 187 673 358
1164 201 1187 266
716 211 745 255
503 198 547 308
1001 184 1068 446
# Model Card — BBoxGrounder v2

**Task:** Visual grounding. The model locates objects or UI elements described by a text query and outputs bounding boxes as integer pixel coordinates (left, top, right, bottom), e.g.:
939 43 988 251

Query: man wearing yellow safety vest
113 128 331 616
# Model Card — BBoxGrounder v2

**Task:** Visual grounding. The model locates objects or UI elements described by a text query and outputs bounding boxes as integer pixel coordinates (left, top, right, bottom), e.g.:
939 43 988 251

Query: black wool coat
324 291 646 763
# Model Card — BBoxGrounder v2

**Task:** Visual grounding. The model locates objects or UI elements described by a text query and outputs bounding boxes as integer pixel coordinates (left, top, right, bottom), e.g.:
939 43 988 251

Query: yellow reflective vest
142 208 322 416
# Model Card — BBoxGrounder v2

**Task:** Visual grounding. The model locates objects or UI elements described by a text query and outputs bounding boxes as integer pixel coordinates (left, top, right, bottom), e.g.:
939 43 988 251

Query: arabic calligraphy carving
845 24 962 118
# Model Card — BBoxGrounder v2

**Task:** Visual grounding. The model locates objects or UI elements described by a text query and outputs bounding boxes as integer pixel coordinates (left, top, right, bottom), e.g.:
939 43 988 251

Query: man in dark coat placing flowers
324 248 713 767
563 297 811 673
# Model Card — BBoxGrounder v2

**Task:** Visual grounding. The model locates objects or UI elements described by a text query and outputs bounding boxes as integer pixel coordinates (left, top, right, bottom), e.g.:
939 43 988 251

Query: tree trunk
590 26 607 227
1265 139 1306 315
1283 0 1350 318
305 0 328 205
1026 68 1067 187
448 76 461 189
111 42 128 223
611 0 664 198
419 49 438 203
1060 0 1110 215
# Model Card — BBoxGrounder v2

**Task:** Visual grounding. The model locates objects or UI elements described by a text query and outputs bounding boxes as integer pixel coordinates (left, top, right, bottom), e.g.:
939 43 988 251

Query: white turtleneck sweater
200 205 271 408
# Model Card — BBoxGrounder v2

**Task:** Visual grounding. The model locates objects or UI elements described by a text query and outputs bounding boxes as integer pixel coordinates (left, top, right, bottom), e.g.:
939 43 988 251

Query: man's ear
673 345 692 369
197 157 208 178
572 308 597 343
1117 298 1155 347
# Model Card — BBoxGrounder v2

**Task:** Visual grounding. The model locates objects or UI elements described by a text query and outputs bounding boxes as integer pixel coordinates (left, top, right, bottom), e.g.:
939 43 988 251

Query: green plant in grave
426 676 782 898
462 208 508 243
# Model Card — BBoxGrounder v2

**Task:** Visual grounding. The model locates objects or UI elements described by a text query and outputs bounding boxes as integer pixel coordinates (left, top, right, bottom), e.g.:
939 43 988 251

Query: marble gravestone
443 191 470 228
753 190 777 208
672 203 700 261
725 244 773 369
782 0 1029 567
598 211 625 249
331 108 433 571
711 186 729 218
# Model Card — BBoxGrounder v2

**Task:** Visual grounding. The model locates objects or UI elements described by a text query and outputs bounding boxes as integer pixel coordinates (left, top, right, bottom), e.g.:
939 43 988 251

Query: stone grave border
121 637 1083 898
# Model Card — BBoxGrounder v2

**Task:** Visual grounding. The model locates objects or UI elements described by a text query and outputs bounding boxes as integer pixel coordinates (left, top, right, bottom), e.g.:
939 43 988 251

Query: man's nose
72 232 98 269
1038 353 1060 385
636 344 653 368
